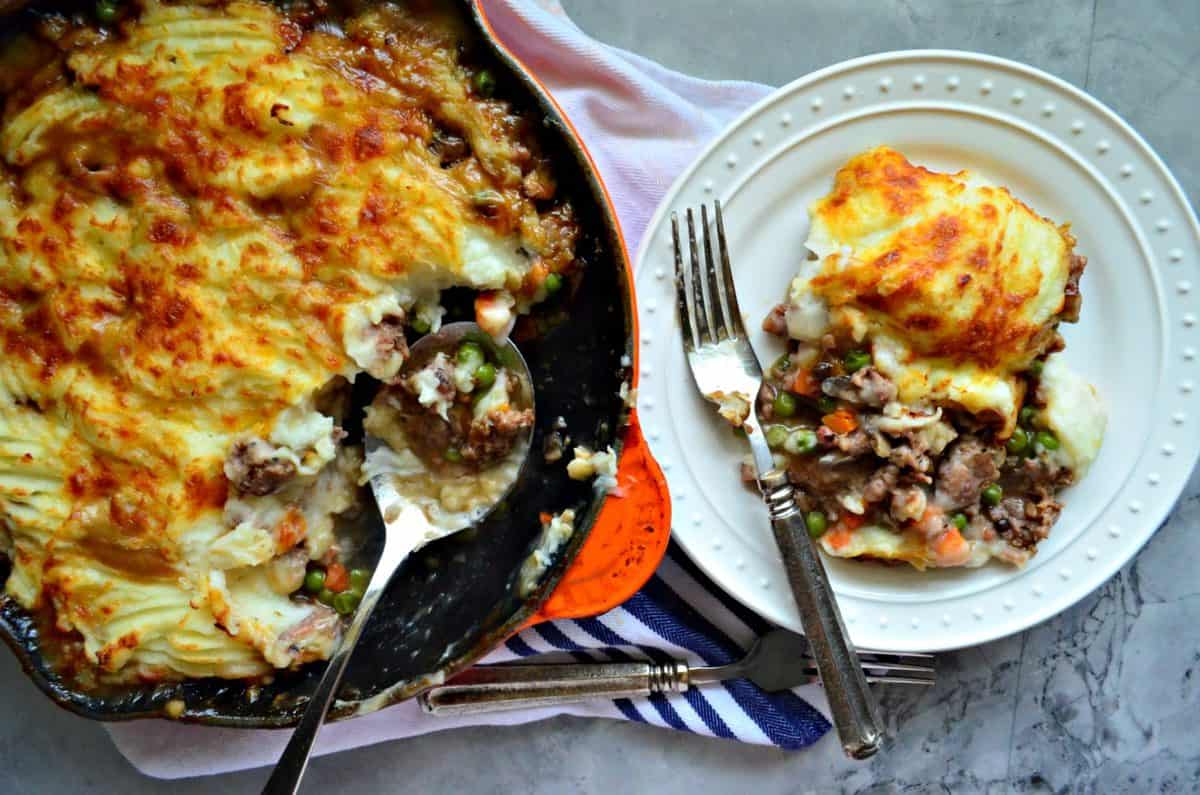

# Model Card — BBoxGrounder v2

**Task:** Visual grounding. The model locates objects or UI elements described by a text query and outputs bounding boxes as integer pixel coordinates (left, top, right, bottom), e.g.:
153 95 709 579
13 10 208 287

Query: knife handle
759 469 884 759
419 660 689 716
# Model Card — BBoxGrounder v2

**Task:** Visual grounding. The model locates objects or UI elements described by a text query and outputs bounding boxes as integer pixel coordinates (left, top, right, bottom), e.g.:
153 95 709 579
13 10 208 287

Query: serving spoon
263 322 535 795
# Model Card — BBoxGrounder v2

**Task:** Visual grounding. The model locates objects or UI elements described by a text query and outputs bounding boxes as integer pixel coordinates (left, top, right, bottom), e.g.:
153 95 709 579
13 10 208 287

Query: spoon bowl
364 321 536 529
264 322 536 794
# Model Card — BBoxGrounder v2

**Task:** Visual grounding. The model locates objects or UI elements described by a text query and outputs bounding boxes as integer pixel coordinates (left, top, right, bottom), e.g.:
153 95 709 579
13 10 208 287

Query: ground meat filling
890 484 927 523
225 438 298 496
822 368 897 407
1061 252 1087 323
390 344 533 472
861 464 899 504
375 314 410 367
784 456 876 515
934 437 1000 510
396 398 456 458
885 439 934 476
1003 456 1075 494
817 425 872 458
986 495 1062 550
756 337 1076 566
762 303 788 336
430 128 470 167
464 406 535 462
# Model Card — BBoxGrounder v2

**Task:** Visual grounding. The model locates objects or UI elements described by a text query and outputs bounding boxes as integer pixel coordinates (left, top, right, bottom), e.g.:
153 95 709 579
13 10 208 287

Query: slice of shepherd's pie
756 146 1106 569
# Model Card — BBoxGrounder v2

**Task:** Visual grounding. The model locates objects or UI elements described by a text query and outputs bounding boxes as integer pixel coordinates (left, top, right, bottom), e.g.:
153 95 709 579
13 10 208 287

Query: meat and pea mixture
364 336 534 528
753 333 1080 569
380 337 533 470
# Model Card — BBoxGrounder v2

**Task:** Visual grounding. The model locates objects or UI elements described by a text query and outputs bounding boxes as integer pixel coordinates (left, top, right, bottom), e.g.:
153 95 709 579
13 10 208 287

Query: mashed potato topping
761 148 1104 570
794 146 1084 434
0 0 578 680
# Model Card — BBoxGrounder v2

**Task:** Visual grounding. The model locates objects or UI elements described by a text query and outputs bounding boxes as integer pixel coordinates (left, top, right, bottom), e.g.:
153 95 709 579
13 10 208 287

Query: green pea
303 568 326 594
784 428 818 455
474 69 496 98
471 189 503 210
773 391 797 418
1006 427 1029 456
1028 359 1045 377
316 588 336 607
544 273 563 294
474 363 497 389
1019 406 1038 427
952 513 968 531
981 483 1003 507
1035 431 1060 451
817 395 838 414
843 349 871 373
349 568 370 593
95 0 120 24
410 315 431 334
765 425 789 449
804 511 828 538
456 341 485 370
332 591 360 616
444 447 464 463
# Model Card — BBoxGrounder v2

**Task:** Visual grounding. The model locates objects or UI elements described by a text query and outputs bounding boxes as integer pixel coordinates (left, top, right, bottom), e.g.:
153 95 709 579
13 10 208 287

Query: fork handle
419 661 689 716
760 470 884 760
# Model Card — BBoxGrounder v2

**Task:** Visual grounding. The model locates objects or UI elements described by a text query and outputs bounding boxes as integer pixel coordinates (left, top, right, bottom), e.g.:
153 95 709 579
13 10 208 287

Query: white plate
634 50 1200 652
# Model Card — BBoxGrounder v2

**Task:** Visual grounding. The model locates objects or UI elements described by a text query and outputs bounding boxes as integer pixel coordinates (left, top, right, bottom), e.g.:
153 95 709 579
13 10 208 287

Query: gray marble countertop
2 1 1197 792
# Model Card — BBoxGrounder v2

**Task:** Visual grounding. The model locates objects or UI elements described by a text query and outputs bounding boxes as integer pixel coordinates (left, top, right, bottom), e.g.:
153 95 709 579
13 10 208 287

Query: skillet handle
524 416 670 627
419 659 688 716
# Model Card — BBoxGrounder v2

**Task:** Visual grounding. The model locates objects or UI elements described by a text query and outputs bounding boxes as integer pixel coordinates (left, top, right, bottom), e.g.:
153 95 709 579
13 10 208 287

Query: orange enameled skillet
0 0 670 726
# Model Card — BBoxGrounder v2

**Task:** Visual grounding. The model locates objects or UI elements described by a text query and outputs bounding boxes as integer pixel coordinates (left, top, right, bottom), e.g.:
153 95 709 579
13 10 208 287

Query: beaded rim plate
635 50 1200 652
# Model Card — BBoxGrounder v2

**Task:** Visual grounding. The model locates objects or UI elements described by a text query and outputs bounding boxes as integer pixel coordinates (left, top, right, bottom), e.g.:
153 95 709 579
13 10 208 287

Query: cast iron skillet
0 0 639 727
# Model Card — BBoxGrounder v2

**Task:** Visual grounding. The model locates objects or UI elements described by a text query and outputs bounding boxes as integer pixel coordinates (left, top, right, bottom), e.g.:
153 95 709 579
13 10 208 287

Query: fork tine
786 634 936 672
686 208 714 344
789 635 936 666
671 212 698 351
857 660 937 675
712 200 746 336
793 661 935 687
701 204 731 341
794 658 936 675
856 649 937 662
865 674 936 686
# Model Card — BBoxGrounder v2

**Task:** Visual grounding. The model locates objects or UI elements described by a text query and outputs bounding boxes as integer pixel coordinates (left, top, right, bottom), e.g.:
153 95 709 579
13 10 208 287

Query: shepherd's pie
756 147 1105 569
0 0 578 680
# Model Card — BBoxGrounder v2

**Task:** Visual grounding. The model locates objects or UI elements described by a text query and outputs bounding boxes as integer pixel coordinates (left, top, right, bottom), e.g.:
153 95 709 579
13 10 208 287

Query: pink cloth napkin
106 0 775 777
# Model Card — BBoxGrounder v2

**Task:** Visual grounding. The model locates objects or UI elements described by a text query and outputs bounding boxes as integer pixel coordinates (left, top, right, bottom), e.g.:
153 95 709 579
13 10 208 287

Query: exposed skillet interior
0 0 639 726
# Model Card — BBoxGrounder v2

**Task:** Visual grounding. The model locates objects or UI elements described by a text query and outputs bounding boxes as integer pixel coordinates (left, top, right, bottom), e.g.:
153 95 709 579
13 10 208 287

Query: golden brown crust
807 147 1076 371
0 0 579 679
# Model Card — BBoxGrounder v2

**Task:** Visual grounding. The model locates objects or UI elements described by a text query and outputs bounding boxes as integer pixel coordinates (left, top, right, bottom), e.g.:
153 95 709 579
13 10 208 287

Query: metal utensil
672 201 884 759
418 629 934 716
264 322 535 795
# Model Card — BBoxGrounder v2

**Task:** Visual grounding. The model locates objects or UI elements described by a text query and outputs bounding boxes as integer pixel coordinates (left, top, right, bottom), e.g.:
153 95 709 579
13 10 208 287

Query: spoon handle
262 550 404 795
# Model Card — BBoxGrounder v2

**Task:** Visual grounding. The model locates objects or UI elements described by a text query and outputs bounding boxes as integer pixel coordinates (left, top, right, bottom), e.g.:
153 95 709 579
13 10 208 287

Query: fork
672 201 884 759
418 629 934 716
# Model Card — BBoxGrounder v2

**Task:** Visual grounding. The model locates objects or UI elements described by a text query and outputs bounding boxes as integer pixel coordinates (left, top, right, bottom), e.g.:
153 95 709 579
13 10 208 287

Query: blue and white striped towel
106 0 831 777
487 545 831 748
